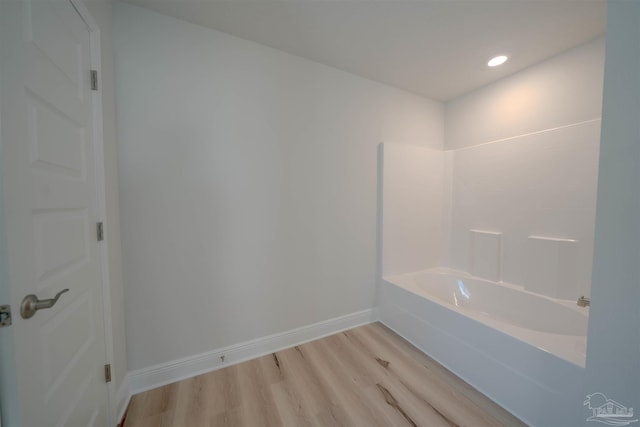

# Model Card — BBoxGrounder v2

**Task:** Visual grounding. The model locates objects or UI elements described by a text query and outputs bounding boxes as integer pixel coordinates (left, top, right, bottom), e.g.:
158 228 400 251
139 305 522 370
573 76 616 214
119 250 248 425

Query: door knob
20 289 69 319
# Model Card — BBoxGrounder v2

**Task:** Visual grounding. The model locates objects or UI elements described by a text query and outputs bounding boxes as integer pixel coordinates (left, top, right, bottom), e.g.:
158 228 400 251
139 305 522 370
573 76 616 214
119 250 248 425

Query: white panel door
0 0 110 426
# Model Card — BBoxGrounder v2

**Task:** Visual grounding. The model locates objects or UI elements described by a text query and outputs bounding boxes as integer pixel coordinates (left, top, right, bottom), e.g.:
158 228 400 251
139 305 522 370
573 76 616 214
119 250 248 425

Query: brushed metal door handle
20 289 69 319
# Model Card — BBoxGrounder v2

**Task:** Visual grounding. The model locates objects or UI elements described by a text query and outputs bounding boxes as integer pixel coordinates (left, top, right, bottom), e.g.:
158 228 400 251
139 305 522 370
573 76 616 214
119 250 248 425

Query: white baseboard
115 374 131 426
128 308 378 395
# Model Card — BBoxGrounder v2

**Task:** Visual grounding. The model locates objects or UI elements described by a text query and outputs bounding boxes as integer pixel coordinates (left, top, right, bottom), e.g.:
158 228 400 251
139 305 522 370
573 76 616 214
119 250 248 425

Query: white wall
380 144 445 276
114 2 443 371
583 1 640 423
446 37 605 150
444 39 604 298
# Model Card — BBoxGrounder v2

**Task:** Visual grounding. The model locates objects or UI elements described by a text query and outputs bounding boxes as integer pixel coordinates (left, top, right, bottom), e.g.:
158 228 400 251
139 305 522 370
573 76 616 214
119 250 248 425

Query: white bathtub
388 268 588 365
379 268 588 426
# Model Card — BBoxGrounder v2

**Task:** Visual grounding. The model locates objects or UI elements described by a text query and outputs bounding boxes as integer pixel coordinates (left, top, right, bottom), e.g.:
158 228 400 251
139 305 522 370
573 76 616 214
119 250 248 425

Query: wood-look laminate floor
123 322 526 427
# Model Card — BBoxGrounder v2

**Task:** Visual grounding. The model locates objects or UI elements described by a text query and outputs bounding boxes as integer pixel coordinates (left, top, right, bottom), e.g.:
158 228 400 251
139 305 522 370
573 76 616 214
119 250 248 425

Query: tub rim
382 267 588 367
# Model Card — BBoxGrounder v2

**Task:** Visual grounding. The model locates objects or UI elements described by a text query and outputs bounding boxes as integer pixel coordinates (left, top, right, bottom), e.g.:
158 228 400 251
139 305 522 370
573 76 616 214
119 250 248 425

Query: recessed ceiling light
488 55 508 67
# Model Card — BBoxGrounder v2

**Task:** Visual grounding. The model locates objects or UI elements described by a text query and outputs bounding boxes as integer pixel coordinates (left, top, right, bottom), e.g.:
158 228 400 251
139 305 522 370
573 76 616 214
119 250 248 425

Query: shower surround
378 38 604 426
378 117 600 426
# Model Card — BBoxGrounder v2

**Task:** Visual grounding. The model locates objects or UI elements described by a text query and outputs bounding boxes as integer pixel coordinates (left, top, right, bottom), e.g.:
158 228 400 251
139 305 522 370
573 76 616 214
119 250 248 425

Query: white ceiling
121 0 607 101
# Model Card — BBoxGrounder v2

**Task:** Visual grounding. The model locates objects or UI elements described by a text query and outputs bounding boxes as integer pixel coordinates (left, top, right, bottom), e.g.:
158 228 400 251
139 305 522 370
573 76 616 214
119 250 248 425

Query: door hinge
90 70 98 91
104 364 112 383
97 222 104 241
0 305 11 328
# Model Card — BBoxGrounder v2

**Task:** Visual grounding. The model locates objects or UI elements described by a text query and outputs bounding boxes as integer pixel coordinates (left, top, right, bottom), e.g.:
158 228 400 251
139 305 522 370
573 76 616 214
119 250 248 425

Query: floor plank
124 322 527 427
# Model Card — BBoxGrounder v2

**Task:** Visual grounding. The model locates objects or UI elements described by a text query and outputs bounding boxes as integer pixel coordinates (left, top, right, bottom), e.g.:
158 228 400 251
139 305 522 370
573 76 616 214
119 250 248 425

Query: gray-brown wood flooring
123 322 526 427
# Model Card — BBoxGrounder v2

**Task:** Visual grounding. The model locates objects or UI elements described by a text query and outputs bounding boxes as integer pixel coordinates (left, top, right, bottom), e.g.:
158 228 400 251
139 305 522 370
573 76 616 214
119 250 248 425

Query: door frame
68 1 119 424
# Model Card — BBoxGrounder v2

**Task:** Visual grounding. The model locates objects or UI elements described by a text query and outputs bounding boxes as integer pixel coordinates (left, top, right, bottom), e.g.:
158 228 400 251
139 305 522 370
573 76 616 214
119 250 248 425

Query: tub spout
577 296 590 307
